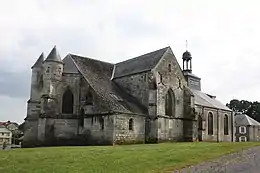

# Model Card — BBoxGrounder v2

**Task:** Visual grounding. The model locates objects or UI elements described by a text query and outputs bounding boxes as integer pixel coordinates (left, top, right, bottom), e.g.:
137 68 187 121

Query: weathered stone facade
22 46 232 147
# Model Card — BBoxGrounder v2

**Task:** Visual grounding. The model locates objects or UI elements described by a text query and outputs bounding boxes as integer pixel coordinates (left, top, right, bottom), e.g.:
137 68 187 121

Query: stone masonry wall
82 115 114 145
153 49 193 142
114 114 145 144
195 105 233 142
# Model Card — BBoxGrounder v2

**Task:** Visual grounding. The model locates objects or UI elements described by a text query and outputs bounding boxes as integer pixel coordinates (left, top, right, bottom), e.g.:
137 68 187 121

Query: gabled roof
235 114 260 126
69 54 147 115
31 53 44 69
0 121 18 127
45 46 62 62
113 47 169 78
63 55 79 73
192 89 231 111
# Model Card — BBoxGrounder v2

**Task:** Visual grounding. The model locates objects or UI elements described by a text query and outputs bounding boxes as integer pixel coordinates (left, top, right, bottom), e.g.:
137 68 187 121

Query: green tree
226 99 260 122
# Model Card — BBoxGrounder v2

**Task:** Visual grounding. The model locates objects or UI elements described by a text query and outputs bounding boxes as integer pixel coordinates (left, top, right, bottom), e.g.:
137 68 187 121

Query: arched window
79 108 84 127
149 79 157 90
99 117 104 130
46 67 50 73
208 112 213 135
129 118 134 131
62 89 74 114
224 114 229 135
198 115 203 130
168 64 172 72
165 89 175 117
85 91 93 105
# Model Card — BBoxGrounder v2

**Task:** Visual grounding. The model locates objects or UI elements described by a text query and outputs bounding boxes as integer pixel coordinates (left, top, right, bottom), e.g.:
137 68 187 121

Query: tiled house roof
235 114 260 126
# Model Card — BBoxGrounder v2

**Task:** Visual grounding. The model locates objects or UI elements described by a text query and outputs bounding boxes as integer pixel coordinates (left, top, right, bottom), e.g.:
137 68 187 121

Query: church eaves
31 52 44 69
45 46 62 63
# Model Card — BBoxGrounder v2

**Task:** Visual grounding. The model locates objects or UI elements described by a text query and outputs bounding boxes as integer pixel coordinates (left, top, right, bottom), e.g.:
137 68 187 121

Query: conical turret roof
45 46 62 62
31 52 44 69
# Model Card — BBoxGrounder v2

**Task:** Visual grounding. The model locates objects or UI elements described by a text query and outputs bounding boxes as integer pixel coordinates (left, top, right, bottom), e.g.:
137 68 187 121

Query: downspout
231 111 234 142
77 81 82 135
201 106 204 142
217 109 219 142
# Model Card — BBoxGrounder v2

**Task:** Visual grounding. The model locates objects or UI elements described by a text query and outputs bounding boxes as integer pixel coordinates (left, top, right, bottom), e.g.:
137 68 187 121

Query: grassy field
0 142 259 173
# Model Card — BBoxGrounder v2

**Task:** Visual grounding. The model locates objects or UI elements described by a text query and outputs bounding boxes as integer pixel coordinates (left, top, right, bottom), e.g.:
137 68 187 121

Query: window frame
168 64 172 72
224 114 229 135
239 126 246 134
208 112 214 135
129 118 134 131
62 88 74 114
239 136 247 142
165 89 175 117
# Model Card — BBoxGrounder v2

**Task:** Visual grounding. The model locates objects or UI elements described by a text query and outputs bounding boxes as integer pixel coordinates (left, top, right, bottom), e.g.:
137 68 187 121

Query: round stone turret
42 46 64 96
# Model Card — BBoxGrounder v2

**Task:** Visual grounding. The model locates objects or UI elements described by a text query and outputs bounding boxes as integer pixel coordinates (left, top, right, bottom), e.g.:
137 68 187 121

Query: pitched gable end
63 54 79 74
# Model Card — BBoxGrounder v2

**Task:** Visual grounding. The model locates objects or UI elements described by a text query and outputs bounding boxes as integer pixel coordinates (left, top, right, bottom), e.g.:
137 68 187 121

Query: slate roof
45 46 62 62
192 89 232 111
69 54 147 114
63 55 79 73
183 71 201 79
113 47 169 78
31 53 44 69
235 114 260 126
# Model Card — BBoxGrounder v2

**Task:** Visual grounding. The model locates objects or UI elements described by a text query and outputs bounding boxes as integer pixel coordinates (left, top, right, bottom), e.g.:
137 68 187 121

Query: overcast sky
1 0 260 123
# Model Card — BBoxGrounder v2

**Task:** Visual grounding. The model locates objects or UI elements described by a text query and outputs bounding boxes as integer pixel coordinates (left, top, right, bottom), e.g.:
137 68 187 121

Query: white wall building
0 126 12 145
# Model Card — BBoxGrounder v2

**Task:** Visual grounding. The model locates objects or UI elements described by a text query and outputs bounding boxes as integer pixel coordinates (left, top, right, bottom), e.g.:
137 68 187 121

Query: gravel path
173 146 260 173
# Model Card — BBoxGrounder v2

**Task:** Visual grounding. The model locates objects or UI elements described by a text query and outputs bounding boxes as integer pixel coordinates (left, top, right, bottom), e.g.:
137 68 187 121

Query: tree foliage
226 99 260 122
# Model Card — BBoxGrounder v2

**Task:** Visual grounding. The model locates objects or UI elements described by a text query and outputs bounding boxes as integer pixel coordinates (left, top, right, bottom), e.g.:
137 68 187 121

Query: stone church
22 45 234 147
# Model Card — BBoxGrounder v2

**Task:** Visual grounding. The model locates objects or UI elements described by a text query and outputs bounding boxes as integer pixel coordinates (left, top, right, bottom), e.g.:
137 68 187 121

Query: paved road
174 146 260 173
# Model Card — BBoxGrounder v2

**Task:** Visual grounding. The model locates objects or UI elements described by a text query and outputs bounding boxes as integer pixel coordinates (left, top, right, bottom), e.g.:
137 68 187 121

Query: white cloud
0 95 27 124
0 0 260 123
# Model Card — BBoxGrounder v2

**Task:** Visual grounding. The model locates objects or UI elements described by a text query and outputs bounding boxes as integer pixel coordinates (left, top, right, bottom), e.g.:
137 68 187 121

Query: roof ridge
245 114 260 125
115 46 169 65
69 53 114 66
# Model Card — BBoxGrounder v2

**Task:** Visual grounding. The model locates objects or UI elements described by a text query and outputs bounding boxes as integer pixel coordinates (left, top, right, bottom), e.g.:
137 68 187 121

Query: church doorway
198 115 203 141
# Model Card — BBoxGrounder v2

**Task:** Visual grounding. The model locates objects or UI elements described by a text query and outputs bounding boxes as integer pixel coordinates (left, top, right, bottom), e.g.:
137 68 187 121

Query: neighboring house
235 114 260 142
0 121 23 145
23 46 233 148
0 126 12 145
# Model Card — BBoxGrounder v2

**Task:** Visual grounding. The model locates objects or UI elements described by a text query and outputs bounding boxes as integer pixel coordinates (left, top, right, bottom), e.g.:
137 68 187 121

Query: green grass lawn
0 142 259 173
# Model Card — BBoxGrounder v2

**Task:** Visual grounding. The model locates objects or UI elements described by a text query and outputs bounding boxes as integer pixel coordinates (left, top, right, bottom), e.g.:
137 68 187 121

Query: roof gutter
194 103 232 112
